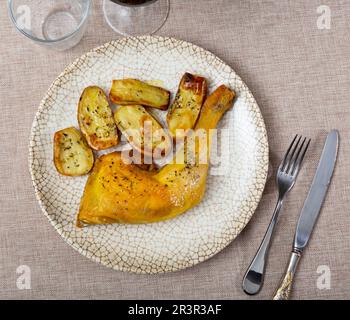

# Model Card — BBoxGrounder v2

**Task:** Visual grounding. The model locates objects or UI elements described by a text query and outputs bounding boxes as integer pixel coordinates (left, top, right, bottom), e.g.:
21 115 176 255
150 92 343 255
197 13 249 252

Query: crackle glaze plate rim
29 36 269 274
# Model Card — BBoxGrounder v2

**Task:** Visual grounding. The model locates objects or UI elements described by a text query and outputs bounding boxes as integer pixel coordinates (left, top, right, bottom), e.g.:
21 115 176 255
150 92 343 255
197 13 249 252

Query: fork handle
242 198 283 295
272 250 301 300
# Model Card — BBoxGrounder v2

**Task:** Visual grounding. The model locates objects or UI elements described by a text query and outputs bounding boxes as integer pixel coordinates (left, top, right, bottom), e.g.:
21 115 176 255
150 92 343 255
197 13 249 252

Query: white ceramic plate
29 36 268 273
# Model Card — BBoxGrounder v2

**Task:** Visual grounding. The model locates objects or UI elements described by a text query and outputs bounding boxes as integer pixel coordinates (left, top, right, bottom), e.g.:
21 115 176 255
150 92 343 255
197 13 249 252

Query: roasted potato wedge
166 73 207 139
114 105 172 159
78 86 119 150
53 127 94 176
109 79 170 110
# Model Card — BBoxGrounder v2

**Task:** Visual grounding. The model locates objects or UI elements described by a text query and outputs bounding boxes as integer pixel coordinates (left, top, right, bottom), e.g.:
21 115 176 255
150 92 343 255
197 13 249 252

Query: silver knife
273 130 339 300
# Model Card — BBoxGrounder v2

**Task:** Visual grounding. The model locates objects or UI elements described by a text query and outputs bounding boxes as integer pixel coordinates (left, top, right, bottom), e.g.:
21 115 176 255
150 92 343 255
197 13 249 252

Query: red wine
112 0 157 5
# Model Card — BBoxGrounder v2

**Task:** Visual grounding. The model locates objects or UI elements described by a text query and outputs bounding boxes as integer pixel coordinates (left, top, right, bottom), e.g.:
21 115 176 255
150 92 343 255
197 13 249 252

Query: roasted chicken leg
77 85 235 226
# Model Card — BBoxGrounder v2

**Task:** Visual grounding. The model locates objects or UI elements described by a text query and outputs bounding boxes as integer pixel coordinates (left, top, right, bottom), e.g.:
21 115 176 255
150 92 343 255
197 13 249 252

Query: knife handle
272 250 301 300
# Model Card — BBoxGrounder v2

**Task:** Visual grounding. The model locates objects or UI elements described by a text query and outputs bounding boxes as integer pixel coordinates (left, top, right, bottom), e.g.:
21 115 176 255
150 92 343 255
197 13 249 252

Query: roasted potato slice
109 79 170 110
114 105 172 159
78 86 119 150
166 73 207 139
54 127 94 176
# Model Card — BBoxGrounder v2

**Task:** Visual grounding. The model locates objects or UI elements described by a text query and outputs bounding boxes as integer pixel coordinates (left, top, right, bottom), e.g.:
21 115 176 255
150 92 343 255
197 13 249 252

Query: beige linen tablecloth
0 0 349 300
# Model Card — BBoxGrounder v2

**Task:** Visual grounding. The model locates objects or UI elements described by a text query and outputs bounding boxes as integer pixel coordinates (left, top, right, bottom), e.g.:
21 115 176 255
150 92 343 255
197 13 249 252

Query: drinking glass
8 0 91 51
103 0 169 36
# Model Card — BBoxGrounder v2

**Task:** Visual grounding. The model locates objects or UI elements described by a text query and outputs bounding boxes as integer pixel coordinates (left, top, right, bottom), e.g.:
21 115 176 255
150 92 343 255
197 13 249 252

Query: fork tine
282 135 302 172
288 137 306 174
291 138 311 176
279 134 298 171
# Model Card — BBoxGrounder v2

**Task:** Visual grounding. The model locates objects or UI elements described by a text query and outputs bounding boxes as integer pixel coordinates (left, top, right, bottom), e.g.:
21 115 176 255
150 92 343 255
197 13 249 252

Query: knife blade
294 129 339 252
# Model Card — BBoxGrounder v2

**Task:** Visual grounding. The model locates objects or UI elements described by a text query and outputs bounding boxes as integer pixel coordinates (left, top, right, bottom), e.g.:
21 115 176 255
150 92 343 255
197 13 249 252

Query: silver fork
242 135 311 295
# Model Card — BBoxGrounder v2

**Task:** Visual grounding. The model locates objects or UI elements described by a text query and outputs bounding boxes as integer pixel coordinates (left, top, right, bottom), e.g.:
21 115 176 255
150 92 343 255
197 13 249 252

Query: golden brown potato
78 86 119 150
114 105 172 159
109 79 170 110
166 73 207 139
53 127 94 176
77 85 235 226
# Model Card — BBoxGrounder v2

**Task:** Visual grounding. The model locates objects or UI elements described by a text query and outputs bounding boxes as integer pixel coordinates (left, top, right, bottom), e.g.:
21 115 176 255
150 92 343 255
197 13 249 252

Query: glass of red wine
103 0 169 36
